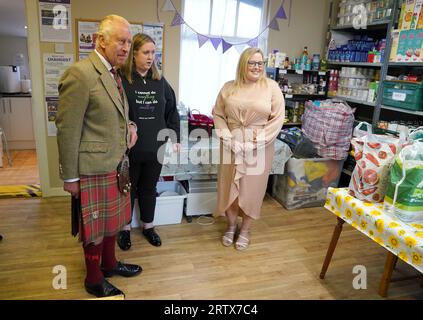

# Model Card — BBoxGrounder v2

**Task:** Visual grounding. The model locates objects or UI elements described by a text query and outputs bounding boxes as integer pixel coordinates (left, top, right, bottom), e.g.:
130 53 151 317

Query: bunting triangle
161 0 175 12
247 37 258 48
222 39 232 53
269 18 279 31
197 34 209 48
275 3 287 19
210 37 222 50
171 12 184 26
235 45 246 54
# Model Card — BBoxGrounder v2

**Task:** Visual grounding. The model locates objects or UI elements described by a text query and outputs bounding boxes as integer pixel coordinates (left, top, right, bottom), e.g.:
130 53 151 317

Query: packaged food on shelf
396 29 423 62
410 0 423 29
401 0 417 30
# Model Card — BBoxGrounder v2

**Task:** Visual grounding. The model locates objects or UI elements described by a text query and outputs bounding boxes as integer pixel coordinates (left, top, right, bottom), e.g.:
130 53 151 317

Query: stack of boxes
390 0 423 62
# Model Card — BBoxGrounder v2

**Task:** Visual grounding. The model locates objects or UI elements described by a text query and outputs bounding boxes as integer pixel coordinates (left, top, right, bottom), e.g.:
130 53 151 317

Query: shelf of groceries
327 0 423 124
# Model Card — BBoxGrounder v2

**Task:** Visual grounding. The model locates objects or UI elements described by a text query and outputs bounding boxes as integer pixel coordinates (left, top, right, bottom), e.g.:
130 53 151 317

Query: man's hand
64 181 80 198
128 124 138 149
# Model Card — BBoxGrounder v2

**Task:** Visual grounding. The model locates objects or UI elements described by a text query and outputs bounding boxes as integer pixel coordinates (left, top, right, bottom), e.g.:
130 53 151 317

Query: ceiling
0 0 27 38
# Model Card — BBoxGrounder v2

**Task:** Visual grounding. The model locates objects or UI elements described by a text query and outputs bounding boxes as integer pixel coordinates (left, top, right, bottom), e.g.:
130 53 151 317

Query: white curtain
179 0 269 115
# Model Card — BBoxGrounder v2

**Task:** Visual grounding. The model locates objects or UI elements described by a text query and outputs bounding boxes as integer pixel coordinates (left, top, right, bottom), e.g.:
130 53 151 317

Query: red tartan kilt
79 171 131 245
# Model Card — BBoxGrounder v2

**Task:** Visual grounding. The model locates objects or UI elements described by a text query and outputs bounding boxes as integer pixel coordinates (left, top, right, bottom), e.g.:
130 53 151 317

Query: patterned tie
110 68 124 101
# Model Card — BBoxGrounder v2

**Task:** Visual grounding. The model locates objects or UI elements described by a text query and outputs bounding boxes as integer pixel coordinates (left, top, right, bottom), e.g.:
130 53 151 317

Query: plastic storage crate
131 181 187 227
271 157 343 210
382 80 423 111
186 179 217 216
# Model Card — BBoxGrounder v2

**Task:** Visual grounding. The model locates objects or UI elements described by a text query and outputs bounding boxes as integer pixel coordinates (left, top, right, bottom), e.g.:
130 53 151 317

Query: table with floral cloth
321 187 423 296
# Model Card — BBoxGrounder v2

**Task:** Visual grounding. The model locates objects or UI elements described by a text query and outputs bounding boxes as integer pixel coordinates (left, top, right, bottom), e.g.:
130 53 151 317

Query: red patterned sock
101 235 118 270
83 242 104 285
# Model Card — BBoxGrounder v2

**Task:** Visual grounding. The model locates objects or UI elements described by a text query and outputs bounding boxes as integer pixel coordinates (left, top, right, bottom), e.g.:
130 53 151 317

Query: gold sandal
235 233 250 251
222 226 237 247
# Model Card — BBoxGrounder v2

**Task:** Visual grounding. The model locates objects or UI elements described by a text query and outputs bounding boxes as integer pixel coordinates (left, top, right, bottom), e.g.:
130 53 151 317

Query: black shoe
102 261 142 278
85 278 125 298
117 230 131 251
143 227 162 247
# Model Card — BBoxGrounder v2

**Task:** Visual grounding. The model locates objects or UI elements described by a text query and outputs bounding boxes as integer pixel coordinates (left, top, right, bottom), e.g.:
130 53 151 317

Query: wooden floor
0 150 39 185
0 194 422 300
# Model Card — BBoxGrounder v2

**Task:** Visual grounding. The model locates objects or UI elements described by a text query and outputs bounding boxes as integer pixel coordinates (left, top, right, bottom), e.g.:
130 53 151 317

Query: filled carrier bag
383 141 423 223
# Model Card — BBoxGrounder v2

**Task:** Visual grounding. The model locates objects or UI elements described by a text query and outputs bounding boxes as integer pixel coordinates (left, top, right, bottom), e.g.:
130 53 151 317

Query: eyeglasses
247 61 264 67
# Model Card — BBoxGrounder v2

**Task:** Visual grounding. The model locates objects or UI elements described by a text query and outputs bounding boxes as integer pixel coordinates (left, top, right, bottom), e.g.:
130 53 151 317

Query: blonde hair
121 33 162 83
95 14 130 47
231 47 267 95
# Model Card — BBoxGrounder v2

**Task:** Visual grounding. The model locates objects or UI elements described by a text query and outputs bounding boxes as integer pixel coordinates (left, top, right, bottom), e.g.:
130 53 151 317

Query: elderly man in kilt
56 15 142 298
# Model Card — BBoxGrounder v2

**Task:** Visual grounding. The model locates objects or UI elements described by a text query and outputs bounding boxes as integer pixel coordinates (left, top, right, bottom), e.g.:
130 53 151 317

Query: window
179 0 269 115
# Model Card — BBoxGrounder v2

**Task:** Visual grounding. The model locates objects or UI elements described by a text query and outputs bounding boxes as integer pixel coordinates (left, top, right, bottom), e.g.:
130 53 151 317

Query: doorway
0 0 39 196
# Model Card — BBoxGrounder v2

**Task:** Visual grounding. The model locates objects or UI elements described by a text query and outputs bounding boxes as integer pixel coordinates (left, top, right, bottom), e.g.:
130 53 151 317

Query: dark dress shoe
117 230 131 251
143 227 162 247
85 278 125 298
102 261 142 278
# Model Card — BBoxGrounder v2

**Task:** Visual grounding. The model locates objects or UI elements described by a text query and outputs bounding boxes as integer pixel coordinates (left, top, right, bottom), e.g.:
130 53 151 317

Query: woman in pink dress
213 48 285 251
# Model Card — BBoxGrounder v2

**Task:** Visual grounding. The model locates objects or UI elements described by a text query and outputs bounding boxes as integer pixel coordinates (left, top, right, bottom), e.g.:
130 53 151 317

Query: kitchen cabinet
0 96 35 149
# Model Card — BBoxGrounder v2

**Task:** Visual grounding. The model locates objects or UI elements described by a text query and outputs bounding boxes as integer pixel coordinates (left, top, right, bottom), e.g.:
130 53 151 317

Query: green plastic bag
384 141 423 223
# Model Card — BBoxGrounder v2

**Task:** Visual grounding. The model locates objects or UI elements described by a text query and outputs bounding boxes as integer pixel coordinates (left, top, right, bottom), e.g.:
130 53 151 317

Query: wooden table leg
378 251 398 298
320 217 345 279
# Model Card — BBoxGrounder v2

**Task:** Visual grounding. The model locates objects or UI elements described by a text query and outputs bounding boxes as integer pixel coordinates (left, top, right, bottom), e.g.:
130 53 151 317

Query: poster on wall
39 0 72 42
43 53 74 97
76 20 144 60
130 24 143 37
143 23 164 51
78 20 99 53
45 97 58 136
143 24 164 71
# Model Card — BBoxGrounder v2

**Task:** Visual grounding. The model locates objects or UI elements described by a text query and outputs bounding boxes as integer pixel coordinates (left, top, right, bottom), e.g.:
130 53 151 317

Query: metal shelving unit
381 105 423 117
328 0 408 125
335 96 376 107
331 20 390 31
388 62 423 67
328 62 382 67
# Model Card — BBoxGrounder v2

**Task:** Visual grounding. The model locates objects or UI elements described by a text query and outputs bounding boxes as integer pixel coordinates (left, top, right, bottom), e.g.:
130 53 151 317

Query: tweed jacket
56 51 130 180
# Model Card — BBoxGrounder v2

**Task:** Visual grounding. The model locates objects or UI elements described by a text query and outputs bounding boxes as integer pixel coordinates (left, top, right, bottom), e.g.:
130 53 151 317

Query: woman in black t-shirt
118 33 181 250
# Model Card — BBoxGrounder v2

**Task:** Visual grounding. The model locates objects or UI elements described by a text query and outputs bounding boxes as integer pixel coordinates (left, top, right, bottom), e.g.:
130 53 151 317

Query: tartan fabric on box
301 100 355 160
79 171 131 246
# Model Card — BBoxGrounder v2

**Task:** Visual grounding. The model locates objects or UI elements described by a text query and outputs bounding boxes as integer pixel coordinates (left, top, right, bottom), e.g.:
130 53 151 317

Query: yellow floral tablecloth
325 188 423 273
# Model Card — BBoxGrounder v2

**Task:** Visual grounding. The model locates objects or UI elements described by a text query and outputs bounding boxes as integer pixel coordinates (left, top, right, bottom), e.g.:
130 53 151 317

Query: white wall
0 35 30 80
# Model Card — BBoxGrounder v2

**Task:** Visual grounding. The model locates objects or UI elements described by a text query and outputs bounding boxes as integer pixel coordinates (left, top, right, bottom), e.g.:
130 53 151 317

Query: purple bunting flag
171 12 184 26
269 18 279 31
197 34 209 48
247 37 258 48
161 0 175 11
275 2 287 19
210 37 222 50
222 39 232 53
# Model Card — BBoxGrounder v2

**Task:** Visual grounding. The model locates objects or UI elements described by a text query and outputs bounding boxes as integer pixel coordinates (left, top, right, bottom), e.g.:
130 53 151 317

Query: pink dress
213 78 285 219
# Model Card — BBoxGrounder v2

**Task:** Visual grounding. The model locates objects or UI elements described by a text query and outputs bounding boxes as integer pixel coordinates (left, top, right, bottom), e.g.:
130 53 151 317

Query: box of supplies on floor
271 157 343 210
186 178 217 216
131 181 187 227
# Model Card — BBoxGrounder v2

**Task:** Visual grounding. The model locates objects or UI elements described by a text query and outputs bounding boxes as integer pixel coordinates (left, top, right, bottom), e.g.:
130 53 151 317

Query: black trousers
129 151 163 224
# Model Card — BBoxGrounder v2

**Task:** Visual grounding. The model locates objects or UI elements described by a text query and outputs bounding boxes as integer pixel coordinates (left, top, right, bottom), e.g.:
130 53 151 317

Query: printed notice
43 53 73 97
46 97 59 136
39 0 72 42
